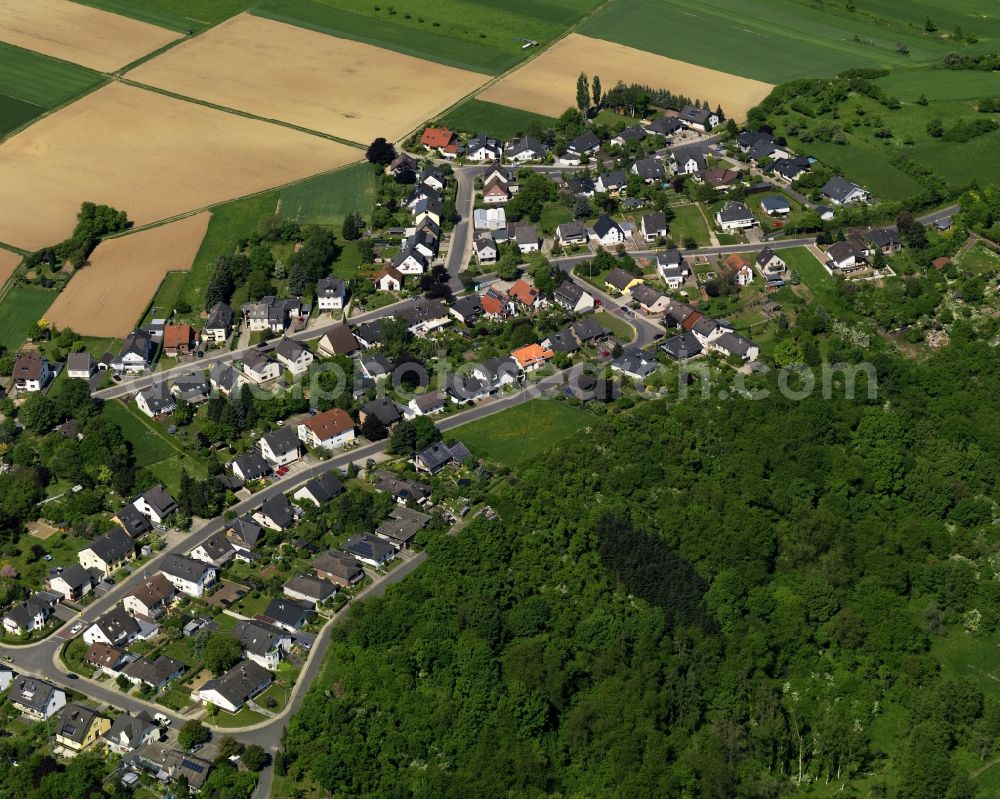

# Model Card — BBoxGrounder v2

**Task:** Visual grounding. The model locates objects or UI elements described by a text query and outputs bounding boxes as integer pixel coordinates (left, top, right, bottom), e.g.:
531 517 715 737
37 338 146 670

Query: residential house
756 247 786 278
274 337 314 376
761 195 791 216
479 286 511 319
209 362 242 395
861 227 902 255
262 598 312 633
821 176 869 205
298 407 355 450
553 281 595 313
194 659 272 714
55 704 110 754
468 134 502 162
605 266 643 294
418 165 445 190
678 104 719 132
640 211 668 242
659 330 704 360
565 176 596 197
2 592 58 636
712 331 759 362
374 264 404 292
202 302 233 345
226 516 265 559
121 655 185 690
85 642 129 676
83 607 142 647
592 215 626 247
611 124 646 147
414 441 472 474
233 619 290 670
450 294 484 326
113 329 155 373
258 427 301 466
241 296 301 334
556 221 588 246
159 554 216 598
513 224 540 253
397 298 450 335
595 170 627 194
316 324 359 357
511 343 554 372
671 146 707 175
357 353 390 383
408 391 445 417
12 351 51 393
345 534 396 568
571 317 607 345
716 201 756 232
826 239 869 272
170 371 209 404
542 328 579 354
312 550 365 588
135 383 175 418
188 533 236 569
393 248 429 276
560 130 601 164
508 278 542 309
373 470 431 503
162 325 197 357
734 262 755 286
644 115 682 137
292 472 344 507
66 352 94 380
474 237 498 266
78 529 135 577
387 152 417 180
483 175 511 204
105 712 159 755
376 506 431 550
632 157 666 183
420 127 458 157
404 228 439 260
254 494 295 531
315 277 347 312
46 564 93 602
611 347 659 380
359 398 401 428
630 284 670 315
505 136 547 162
657 250 689 287
242 351 280 384
133 484 177 525
10 678 66 720
700 165 741 189
283 574 337 606
771 156 812 182
231 450 271 483
122 574 176 621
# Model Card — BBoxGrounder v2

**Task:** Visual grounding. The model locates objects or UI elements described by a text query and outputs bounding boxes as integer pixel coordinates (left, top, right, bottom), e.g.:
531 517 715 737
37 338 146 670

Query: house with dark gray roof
105 711 159 754
292 472 344 507
644 115 682 136
678 105 719 132
233 619 291 670
715 201 756 231
450 294 484 326
83 606 142 648
283 574 338 606
133 484 177 525
10 677 66 720
254 493 295 531
542 329 579 354
316 277 347 312
261 598 312 633
226 516 265 557
203 302 233 344
560 130 601 164
312 550 364 587
135 383 176 418
258 427 301 467
194 659 272 714
345 534 396 568
505 136 547 162
821 175 869 205
46 564 94 601
632 157 666 183
771 155 812 182
114 503 153 538
671 146 707 175
209 362 242 395
571 316 607 344
55 703 110 753
556 221 588 247
159 554 217 597
188 533 236 568
659 331 704 360
360 397 402 428
611 347 659 380
112 329 154 373
231 450 271 483
78 529 135 577
121 655 185 689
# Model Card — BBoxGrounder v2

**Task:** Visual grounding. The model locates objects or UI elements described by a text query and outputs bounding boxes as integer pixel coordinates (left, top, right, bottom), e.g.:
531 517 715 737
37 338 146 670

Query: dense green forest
279 328 1000 798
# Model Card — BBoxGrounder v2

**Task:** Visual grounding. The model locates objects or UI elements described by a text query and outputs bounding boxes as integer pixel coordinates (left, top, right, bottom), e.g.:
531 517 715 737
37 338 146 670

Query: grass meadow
0 286 57 351
73 0 253 31
456 399 592 468
278 163 379 228
0 43 103 138
101 400 179 467
434 99 557 141
669 204 711 246
254 0 603 74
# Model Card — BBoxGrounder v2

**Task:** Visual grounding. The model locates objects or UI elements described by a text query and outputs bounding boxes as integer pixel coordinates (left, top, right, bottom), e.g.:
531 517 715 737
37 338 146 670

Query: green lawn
0 43 104 138
578 0 952 84
142 271 187 325
101 401 179 467
593 310 635 343
211 706 267 727
955 243 1000 276
781 247 855 317
0 286 57 352
147 453 207 495
1 531 90 589
539 204 573 235
254 0 604 75
456 399 592 468
932 625 1000 703
434 99 558 140
73 0 253 31
279 163 379 228
669 204 711 247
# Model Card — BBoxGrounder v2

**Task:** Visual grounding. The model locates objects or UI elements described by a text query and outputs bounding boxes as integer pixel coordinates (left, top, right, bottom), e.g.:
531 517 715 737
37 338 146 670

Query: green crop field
254 0 604 74
0 286 57 352
278 163 379 228
456 399 592 467
578 0 952 83
0 43 103 138
73 0 253 31
434 99 558 141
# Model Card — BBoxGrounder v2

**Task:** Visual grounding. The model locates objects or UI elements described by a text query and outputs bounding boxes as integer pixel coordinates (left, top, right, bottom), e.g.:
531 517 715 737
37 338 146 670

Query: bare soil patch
127 13 488 143
0 0 180 73
27 520 58 540
0 82 360 251
45 213 210 337
0 249 21 287
480 34 773 123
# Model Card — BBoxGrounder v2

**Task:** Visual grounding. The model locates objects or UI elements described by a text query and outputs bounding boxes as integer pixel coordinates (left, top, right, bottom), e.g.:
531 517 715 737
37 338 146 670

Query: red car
594 298 602 306
276 466 289 476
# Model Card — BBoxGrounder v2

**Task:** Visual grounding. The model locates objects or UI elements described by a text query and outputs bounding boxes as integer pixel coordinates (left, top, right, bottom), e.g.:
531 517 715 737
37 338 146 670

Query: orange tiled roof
303 408 354 439
420 127 456 148
507 279 539 306
511 343 554 368
163 324 195 349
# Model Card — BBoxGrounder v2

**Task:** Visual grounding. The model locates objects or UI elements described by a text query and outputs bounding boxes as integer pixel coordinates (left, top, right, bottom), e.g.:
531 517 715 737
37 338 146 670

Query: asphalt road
444 166 476 292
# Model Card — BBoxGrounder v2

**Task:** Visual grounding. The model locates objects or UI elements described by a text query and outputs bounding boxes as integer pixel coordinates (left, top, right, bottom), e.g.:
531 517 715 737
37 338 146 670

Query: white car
153 713 171 726
69 622 84 635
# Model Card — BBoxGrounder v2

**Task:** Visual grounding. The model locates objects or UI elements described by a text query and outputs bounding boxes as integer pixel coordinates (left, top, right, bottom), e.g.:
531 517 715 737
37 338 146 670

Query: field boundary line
0 76 110 146
115 77 366 149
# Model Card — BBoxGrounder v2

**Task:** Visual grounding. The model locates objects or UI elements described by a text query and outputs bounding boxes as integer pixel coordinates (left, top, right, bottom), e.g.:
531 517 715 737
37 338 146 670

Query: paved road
443 166 476 292
917 203 959 227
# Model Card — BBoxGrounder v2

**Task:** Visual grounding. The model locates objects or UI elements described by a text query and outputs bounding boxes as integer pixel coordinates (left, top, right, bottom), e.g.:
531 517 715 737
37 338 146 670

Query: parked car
70 622 84 635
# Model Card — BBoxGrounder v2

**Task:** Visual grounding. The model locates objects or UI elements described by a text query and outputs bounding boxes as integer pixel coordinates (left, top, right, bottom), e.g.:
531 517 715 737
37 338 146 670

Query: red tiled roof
303 408 354 440
480 288 506 316
681 310 704 331
163 324 195 349
421 127 456 148
507 279 539 306
511 343 554 368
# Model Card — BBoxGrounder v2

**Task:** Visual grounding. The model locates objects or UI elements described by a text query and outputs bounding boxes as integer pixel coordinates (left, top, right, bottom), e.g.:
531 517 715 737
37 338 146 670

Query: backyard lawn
101 401 179 468
0 286 57 352
669 204 711 247
593 310 635 343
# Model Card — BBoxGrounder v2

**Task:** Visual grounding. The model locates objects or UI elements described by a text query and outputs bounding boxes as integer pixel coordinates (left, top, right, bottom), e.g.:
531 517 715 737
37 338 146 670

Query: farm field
278 163 379 228
128 13 488 143
0 82 359 251
45 213 210 337
254 0 605 75
0 286 57 352
0 43 104 139
0 0 181 72
434 99 558 141
0 249 21 287
479 34 772 122
73 0 252 31
578 0 952 84
457 399 592 468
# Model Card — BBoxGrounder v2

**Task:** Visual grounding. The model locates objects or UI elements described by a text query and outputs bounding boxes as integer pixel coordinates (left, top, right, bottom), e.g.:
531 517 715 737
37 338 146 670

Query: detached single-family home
760 195 791 216
233 619 291 671
771 156 812 182
632 157 666 183
595 170 627 194
450 294 484 326
474 237 498 266
630 284 670 315
188 533 236 568
657 250 688 286
640 211 668 242
312 550 365 587
418 165 445 191
123 574 176 621
393 248 428 276
514 225 540 254
115 503 153 538
734 262 755 286
511 343 554 372
712 332 759 362
611 347 659 380
11 351 50 393
55 704 110 754
756 247 786 277
2 592 58 636
553 281 595 313
571 317 608 345
420 127 458 157
861 227 902 255
170 371 209 404
376 506 431 550
241 296 301 334
258 427 301 466
505 136 547 162
826 239 869 272
700 165 741 189
716 201 756 232
345 534 396 568
659 330 704 360
194 660 272 714
644 115 682 137
83 607 142 648
508 278 541 309
671 146 707 176
678 104 719 132
473 207 507 231
120 660 182 692
604 267 643 294
821 176 869 205
135 383 176 418
560 131 601 164
242 351 280 384
209 362 243 396
283 574 337 606
162 325 197 357
66 352 95 380
360 352 392 381
113 329 155 373
466 134 501 161
10 678 66 721
133 484 177 525
408 391 445 417
261 598 312 633
317 324 359 357
398 298 450 336
298 407 355 450
611 124 646 147
46 564 93 602
275 337 314 375
556 221 588 246
254 494 296 531
159 554 217 598
231 450 271 483
78 529 135 577
387 152 417 180
375 265 403 292
414 440 473 474
104 711 160 755
315 278 347 312
359 398 401 429
203 302 233 345
483 176 511 204
592 216 626 247
226 516 265 559
292 472 344 507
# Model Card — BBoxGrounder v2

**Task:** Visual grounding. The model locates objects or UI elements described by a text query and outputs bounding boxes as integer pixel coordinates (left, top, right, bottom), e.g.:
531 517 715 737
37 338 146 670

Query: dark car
65 673 78 680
